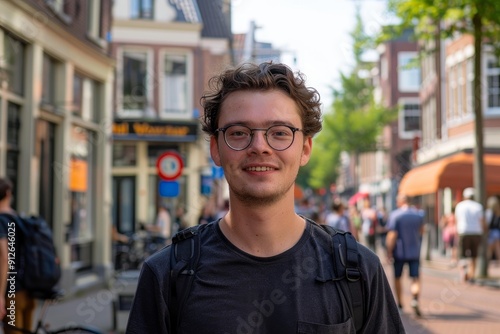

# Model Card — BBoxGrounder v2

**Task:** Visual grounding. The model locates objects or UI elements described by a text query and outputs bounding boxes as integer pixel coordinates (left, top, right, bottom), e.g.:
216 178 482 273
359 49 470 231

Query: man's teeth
246 166 274 171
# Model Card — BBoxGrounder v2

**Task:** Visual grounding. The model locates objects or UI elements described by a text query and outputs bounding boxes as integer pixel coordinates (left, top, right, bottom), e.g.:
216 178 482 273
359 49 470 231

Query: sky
231 0 390 110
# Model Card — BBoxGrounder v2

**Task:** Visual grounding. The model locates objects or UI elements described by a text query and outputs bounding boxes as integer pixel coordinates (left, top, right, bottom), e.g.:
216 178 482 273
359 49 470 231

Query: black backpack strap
168 225 203 333
320 224 365 333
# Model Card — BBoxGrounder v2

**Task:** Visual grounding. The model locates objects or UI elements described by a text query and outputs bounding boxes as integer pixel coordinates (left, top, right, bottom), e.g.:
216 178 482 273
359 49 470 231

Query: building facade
0 0 115 293
110 0 232 235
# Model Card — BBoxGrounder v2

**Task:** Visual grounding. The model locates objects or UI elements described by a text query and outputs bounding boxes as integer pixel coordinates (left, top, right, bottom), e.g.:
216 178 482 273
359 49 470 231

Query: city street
33 251 500 334
394 256 500 334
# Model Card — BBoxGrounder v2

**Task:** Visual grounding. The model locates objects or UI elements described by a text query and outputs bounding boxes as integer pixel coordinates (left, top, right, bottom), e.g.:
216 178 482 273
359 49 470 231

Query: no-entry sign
156 151 184 181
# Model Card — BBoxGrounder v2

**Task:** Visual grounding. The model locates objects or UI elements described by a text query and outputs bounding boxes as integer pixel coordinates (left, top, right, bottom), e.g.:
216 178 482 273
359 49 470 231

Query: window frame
398 98 421 140
159 50 193 120
398 51 421 93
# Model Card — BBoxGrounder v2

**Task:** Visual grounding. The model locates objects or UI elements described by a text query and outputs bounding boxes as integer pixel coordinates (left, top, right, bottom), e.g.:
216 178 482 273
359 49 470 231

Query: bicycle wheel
51 325 103 334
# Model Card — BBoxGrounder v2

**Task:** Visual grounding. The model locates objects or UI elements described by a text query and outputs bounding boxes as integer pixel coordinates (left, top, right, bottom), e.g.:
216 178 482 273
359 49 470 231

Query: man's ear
300 137 312 166
210 136 222 166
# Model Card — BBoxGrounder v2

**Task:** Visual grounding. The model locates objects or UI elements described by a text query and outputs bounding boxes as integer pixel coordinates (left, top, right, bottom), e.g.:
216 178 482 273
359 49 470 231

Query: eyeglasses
215 124 302 151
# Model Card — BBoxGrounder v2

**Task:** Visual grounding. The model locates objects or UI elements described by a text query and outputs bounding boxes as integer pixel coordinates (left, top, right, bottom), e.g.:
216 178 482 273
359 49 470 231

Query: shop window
113 176 136 234
36 120 56 230
131 0 154 19
161 54 188 117
1 32 25 96
113 143 137 166
69 126 96 271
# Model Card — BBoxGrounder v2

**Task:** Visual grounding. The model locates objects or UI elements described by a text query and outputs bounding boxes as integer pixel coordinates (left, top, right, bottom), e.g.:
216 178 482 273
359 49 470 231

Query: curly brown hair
200 62 322 137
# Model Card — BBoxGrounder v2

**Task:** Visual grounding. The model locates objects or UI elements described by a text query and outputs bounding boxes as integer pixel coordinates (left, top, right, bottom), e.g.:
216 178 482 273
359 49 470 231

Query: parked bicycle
1 290 102 334
113 230 168 271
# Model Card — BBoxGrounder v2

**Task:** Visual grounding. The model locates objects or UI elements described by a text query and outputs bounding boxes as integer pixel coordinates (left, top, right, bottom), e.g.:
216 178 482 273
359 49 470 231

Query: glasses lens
224 125 252 150
266 125 295 150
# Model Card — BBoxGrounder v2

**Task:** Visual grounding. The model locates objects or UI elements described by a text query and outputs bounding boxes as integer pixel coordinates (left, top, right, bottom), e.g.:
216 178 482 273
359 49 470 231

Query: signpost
156 151 184 181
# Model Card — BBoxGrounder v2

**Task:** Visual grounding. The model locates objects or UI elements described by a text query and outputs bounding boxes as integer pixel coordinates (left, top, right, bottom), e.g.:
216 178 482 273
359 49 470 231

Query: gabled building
110 0 232 234
0 0 115 294
341 28 421 213
399 32 500 230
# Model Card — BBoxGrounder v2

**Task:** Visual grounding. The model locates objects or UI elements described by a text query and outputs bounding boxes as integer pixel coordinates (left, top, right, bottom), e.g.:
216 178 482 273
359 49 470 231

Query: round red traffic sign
156 151 184 181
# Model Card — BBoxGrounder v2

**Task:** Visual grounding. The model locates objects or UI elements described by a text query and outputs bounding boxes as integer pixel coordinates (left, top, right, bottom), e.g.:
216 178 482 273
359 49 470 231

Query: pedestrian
0 177 37 333
486 195 500 266
454 187 487 282
197 201 215 225
126 62 404 333
146 204 172 241
361 196 377 252
386 194 425 317
440 206 457 265
325 199 358 239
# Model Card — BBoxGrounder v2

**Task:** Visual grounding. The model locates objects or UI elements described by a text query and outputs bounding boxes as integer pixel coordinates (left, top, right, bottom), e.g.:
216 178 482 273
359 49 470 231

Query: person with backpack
0 178 36 333
126 62 404 333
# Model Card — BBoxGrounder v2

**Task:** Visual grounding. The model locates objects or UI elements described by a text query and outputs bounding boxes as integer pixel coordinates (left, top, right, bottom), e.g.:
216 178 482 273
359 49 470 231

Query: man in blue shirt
386 194 425 317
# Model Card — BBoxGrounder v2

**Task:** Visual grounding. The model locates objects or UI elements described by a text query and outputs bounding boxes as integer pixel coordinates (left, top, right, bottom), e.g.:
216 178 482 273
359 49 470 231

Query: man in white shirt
454 187 487 282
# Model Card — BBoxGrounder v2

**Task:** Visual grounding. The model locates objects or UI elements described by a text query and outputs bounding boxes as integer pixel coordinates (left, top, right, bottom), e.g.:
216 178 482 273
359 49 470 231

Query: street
394 259 500 334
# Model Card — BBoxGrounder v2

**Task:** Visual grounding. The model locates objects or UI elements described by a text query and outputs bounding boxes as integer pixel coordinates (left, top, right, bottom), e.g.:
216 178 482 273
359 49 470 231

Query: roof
195 0 232 38
169 0 202 23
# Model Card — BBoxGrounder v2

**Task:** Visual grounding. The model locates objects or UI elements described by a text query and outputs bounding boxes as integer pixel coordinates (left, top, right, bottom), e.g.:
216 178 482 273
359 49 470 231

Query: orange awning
399 152 500 196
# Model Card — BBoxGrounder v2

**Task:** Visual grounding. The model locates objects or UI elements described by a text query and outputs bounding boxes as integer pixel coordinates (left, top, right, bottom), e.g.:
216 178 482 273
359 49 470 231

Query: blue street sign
201 175 212 195
159 180 179 197
212 166 224 179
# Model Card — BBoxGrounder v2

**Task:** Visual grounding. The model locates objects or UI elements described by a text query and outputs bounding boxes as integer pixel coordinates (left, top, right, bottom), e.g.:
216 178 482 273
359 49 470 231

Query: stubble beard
230 176 297 207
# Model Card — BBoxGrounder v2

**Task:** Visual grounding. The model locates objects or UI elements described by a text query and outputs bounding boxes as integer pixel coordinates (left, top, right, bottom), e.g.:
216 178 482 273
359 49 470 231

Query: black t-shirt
126 220 404 333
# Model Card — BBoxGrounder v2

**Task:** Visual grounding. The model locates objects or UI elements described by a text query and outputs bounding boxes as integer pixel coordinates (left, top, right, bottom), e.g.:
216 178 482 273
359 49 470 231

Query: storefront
111 120 207 236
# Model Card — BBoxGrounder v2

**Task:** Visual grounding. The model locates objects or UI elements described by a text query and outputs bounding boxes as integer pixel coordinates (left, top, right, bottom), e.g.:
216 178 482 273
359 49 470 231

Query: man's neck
219 197 306 257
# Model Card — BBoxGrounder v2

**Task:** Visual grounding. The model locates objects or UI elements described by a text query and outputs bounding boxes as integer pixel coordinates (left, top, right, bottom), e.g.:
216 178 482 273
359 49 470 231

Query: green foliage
303 6 397 191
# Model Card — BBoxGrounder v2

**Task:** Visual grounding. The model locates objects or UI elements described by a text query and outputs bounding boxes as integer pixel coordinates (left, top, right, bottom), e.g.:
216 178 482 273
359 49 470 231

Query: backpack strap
168 224 204 333
320 224 365 333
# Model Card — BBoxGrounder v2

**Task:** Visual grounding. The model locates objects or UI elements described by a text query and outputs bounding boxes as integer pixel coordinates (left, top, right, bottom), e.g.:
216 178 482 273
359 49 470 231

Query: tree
306 7 396 192
388 0 500 277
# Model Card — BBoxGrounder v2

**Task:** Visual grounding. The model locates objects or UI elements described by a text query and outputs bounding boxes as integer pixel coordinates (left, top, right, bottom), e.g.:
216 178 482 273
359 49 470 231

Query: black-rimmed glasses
215 124 302 151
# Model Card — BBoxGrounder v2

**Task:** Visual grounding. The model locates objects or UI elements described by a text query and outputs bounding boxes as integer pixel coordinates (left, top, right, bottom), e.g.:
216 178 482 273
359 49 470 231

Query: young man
386 194 425 317
126 62 404 333
0 178 36 333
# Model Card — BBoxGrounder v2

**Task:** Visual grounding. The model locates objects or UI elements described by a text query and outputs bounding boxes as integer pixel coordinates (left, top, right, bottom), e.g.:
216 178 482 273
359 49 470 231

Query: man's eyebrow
220 121 297 127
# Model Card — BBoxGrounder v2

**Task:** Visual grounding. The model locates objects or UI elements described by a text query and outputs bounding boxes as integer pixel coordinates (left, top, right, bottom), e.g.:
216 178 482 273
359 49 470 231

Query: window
6 102 21 210
113 176 136 234
162 54 188 117
87 0 102 39
42 54 58 107
487 58 500 112
399 100 421 139
46 0 71 23
2 32 25 95
73 73 83 116
398 52 420 92
131 0 154 19
113 143 137 166
69 126 96 271
122 51 148 113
